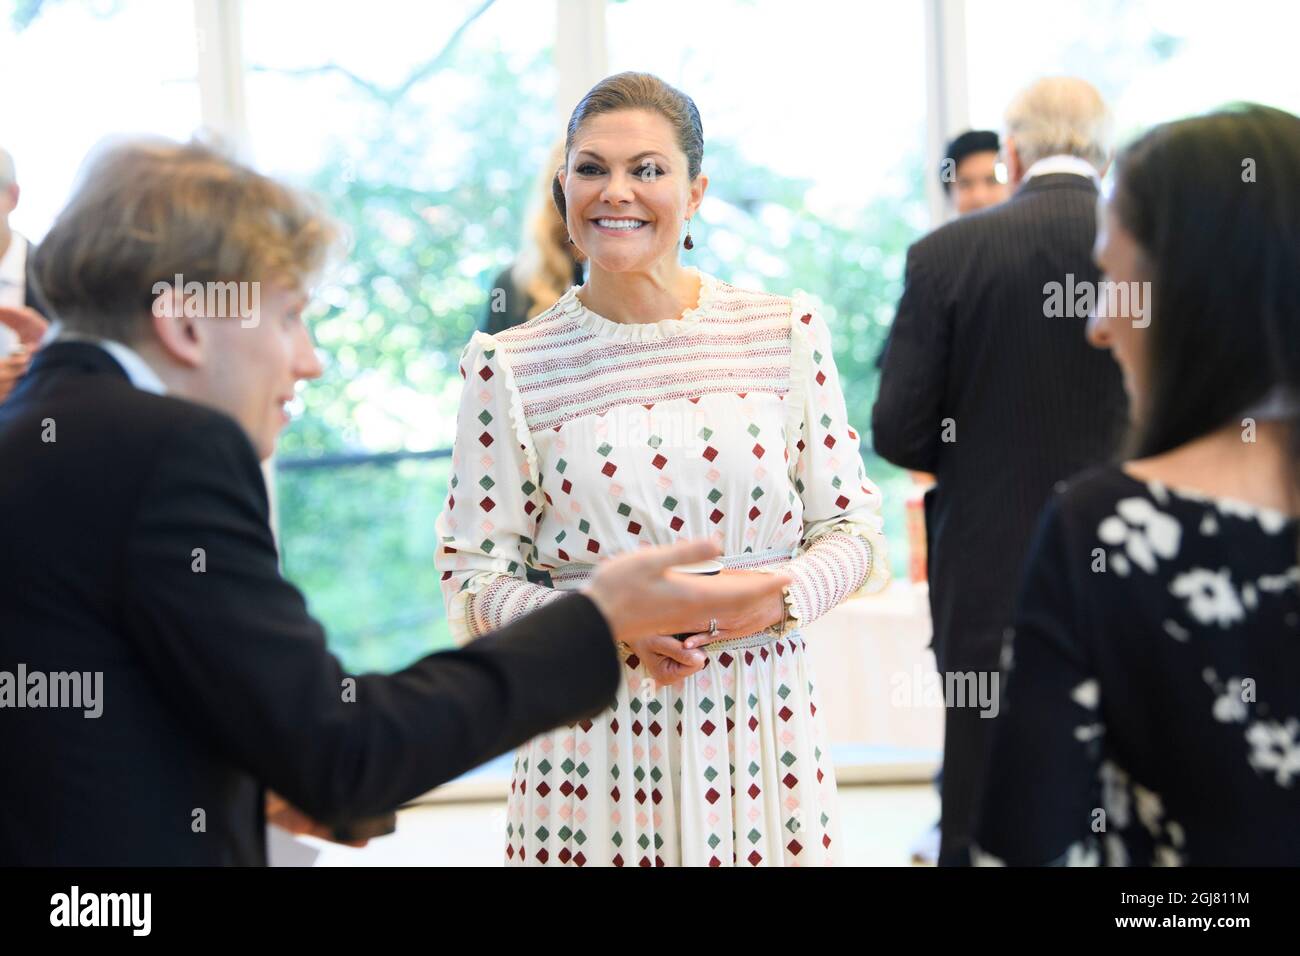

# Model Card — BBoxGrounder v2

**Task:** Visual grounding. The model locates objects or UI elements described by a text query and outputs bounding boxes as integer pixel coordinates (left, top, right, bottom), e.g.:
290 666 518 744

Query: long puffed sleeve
435 332 561 644
778 295 891 627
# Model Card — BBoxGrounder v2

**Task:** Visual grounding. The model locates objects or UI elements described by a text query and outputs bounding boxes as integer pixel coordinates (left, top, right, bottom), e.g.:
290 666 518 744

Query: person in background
942 129 1010 217
0 145 50 401
480 140 585 336
873 77 1128 866
977 104 1300 866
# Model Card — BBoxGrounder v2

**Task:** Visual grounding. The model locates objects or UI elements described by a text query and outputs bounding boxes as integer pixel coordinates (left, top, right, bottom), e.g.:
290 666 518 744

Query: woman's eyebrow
575 149 668 164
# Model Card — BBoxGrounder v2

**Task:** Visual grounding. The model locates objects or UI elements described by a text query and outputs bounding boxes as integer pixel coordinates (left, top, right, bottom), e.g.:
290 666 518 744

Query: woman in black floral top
976 104 1300 866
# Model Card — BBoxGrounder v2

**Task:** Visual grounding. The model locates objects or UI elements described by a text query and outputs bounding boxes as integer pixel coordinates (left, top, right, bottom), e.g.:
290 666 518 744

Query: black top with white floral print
976 465 1300 866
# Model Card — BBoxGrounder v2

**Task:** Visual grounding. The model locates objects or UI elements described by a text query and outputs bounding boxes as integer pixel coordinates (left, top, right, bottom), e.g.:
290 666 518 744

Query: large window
0 0 201 240
245 0 558 671
965 0 1300 141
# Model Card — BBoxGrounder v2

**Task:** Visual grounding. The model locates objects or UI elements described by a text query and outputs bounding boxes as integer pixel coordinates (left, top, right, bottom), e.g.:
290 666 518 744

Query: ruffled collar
555 267 718 342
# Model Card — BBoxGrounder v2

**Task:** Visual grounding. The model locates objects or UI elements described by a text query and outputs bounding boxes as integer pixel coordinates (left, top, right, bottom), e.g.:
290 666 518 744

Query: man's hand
0 306 49 402
583 538 792 650
0 305 49 348
265 791 369 848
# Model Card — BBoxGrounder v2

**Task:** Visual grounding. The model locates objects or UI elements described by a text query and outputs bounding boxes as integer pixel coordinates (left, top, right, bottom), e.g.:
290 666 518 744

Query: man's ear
1004 138 1024 186
149 285 204 369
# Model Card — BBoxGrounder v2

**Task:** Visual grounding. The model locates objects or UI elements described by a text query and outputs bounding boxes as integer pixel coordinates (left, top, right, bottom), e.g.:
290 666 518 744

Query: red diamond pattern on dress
559 848 571 863
649 721 662 736
787 840 802 855
506 844 514 859
782 510 792 523
749 506 761 521
601 462 617 477
635 789 646 804
816 371 826 386
559 781 574 796
537 781 550 797
652 454 668 469
701 720 716 736
628 520 642 534
478 431 493 447
748 783 761 799
709 856 721 867
611 786 621 801
670 516 684 531
709 509 724 523
478 365 494 380
631 720 643 735
587 539 600 553
579 719 593 731
747 850 762 866
614 854 624 867
705 788 721 804
824 435 836 449
523 500 536 516
752 443 764 458
748 716 759 731
702 446 718 462
799 313 812 324
575 785 588 800
574 852 587 866
779 706 794 721
822 834 832 849
783 773 798 788
480 497 495 512
836 494 850 510
561 478 573 494
718 652 733 667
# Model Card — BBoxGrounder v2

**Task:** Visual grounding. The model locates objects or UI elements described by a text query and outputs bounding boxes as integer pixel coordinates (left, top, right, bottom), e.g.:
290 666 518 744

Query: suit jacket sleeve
871 239 952 473
122 414 619 824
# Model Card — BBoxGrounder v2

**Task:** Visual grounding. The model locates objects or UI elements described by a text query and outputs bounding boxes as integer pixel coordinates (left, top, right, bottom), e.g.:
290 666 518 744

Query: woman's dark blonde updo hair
551 71 704 225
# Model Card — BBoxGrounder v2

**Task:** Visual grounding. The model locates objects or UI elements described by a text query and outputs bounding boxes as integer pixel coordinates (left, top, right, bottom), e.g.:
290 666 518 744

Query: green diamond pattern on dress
650 766 662 783
634 766 645 782
630 697 642 713
751 487 764 500
647 699 662 714
578 518 590 534
708 834 721 849
521 479 537 495
480 539 494 554
707 488 722 504
558 826 572 841
663 495 678 511
699 697 714 714
617 503 631 517
748 423 760 437
699 427 713 441
611 764 620 780
612 832 623 847
577 763 589 778
648 435 662 449
796 478 805 494
724 695 735 711
748 828 761 844
748 761 760 776
597 442 612 457
781 751 797 767
813 349 822 364
555 529 566 543
778 685 791 700
675 699 684 714
820 413 832 428
786 817 800 833
478 409 492 426
638 834 650 850
821 813 830 827
748 693 758 708
704 766 718 782
479 475 495 490
575 830 587 845
535 826 548 842
555 458 567 473
654 834 664 850
561 758 575 775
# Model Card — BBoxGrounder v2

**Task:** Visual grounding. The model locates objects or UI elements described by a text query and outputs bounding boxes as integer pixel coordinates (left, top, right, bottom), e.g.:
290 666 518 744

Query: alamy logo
0 664 102 718
50 886 151 936
1043 273 1151 328
152 273 261 328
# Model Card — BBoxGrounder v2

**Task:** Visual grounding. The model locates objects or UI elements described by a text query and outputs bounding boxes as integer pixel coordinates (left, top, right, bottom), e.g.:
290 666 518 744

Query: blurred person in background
943 129 1010 217
873 77 1128 866
0 145 50 401
480 140 585 335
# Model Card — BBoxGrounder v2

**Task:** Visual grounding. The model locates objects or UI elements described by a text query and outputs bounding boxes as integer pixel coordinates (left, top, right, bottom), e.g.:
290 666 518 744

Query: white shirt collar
49 321 168 395
1022 154 1101 186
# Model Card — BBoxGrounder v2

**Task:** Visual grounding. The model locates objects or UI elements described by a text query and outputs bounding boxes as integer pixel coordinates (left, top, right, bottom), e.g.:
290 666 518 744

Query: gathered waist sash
547 547 796 653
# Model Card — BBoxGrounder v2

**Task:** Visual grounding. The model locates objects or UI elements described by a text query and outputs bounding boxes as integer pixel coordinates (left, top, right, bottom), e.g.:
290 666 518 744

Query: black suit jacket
872 174 1127 669
0 342 619 865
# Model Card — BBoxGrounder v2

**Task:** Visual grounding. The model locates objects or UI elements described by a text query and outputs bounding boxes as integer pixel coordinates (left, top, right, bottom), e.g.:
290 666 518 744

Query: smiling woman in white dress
435 72 889 866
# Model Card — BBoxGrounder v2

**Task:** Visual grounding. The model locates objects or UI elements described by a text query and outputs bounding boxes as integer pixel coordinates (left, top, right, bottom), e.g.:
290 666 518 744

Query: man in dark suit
872 78 1128 866
0 137 786 866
